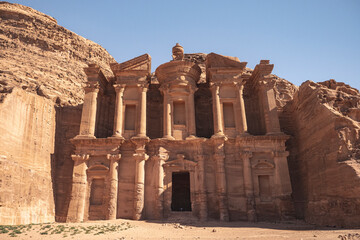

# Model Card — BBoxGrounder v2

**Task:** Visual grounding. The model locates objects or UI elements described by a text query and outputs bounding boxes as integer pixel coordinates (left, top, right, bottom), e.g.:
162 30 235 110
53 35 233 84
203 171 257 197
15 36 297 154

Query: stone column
259 81 281 134
154 147 168 220
78 82 99 138
212 138 229 221
214 153 229 221
211 84 224 136
107 154 121 220
187 87 197 136
196 155 208 221
163 90 174 139
236 83 248 135
241 151 256 222
137 86 148 137
273 151 292 196
131 139 149 220
113 84 125 137
67 154 89 222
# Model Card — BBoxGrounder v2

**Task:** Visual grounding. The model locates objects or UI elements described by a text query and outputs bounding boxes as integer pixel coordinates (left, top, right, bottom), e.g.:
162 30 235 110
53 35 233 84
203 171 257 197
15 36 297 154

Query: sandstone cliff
0 2 114 105
0 2 114 224
1 1 359 227
282 80 360 227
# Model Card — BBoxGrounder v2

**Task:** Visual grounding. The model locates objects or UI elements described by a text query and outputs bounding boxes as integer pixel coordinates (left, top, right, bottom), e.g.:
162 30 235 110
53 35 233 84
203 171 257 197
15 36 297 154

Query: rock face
0 2 359 228
0 88 55 224
0 2 114 224
0 2 114 105
282 80 360 227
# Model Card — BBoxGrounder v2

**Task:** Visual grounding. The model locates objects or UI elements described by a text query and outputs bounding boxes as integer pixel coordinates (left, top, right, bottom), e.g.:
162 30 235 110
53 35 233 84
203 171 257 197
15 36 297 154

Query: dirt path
0 219 359 240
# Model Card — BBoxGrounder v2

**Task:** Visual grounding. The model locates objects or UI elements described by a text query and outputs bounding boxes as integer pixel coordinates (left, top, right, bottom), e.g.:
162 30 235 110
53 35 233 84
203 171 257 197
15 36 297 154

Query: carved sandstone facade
67 44 293 222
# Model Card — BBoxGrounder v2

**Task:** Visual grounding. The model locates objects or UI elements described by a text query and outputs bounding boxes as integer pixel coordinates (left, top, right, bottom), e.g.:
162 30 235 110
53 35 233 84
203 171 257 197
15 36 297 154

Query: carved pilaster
195 155 208 221
258 79 281 135
241 151 256 222
153 147 169 220
212 137 229 221
131 138 150 220
272 151 291 196
67 154 90 222
106 154 121 220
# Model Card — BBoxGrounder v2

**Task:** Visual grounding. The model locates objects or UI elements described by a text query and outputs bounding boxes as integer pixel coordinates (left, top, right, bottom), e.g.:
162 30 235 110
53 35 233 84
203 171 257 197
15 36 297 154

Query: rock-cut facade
67 44 294 222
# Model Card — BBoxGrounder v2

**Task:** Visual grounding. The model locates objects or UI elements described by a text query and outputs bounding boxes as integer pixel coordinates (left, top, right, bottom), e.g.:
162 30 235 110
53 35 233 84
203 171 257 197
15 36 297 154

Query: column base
131 135 150 141
266 132 284 136
185 135 198 140
73 134 96 139
109 134 124 139
135 133 148 139
211 133 227 141
236 132 251 139
162 135 175 140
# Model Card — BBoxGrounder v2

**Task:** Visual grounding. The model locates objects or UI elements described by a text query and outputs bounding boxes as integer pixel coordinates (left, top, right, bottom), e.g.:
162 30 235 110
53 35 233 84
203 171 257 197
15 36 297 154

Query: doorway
171 172 191 211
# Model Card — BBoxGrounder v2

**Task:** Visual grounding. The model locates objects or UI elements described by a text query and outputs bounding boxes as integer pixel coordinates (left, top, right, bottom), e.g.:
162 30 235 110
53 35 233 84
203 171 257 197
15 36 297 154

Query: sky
7 0 360 90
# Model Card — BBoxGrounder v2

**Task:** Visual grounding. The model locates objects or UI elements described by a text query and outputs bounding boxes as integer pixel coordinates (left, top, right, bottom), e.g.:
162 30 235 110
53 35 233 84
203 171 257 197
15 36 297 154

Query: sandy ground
0 219 359 240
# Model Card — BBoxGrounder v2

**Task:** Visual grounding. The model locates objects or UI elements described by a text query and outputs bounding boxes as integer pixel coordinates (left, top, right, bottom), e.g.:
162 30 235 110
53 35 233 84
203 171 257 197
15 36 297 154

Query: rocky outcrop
0 2 115 224
282 80 360 227
0 2 114 106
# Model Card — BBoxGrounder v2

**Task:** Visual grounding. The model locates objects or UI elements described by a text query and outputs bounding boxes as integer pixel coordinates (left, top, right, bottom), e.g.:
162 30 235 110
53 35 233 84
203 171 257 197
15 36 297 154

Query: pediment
206 52 247 70
163 158 196 169
252 160 275 169
111 54 151 76
88 165 109 171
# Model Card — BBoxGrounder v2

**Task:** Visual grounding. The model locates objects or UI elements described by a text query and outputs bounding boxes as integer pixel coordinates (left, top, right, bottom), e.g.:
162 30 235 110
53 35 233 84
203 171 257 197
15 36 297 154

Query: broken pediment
110 54 151 76
205 52 247 70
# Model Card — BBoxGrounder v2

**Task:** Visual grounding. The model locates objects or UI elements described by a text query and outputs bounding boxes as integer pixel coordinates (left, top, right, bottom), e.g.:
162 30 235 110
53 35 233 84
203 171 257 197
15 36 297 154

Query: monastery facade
67 44 294 222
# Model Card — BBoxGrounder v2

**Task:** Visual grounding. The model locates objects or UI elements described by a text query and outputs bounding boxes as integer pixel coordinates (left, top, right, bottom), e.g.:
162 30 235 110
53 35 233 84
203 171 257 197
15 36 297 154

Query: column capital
106 154 122 161
241 151 253 159
258 79 273 89
113 84 126 93
137 83 149 91
210 82 221 89
273 151 289 158
71 154 90 161
84 82 100 93
234 81 245 90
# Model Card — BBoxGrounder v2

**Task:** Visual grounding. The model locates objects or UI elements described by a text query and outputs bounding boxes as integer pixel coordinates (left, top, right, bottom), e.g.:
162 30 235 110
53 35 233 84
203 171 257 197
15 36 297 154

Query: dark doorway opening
171 172 192 211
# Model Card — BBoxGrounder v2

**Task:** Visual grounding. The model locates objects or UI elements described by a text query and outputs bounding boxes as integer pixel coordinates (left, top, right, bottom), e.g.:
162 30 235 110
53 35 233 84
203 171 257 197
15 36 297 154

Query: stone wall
53 105 82 222
0 88 55 224
283 80 360 227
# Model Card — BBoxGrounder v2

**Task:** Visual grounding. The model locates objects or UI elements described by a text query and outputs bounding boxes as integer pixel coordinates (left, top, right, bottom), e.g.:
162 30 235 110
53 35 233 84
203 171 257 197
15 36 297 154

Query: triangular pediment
110 54 151 75
206 52 247 69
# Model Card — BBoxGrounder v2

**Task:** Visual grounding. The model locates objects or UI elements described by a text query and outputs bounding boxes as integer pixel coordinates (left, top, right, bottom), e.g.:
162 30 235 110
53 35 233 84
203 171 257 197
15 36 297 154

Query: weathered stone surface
0 88 55 224
0 2 359 228
282 80 360 227
0 2 115 225
0 2 114 106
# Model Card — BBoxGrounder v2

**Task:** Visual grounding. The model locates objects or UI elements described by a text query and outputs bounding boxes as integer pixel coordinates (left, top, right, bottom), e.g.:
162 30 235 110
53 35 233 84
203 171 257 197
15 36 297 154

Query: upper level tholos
74 44 283 141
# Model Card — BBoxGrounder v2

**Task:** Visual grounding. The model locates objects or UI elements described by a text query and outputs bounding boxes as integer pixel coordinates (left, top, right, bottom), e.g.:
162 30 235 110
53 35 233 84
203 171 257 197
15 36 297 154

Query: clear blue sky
7 0 360 90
